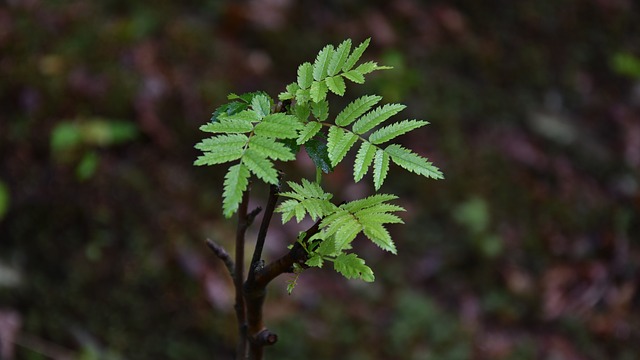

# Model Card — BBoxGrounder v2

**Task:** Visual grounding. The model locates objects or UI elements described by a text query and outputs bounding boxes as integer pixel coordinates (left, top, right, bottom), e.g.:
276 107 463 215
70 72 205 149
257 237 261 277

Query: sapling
195 38 443 360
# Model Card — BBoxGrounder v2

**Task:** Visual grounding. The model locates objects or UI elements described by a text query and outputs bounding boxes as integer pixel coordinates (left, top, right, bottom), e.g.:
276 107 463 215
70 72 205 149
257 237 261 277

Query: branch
205 239 235 278
248 183 279 283
253 219 321 290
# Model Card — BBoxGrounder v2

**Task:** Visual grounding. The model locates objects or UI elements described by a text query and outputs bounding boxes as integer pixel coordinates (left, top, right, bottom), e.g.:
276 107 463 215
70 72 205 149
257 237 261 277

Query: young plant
195 38 443 359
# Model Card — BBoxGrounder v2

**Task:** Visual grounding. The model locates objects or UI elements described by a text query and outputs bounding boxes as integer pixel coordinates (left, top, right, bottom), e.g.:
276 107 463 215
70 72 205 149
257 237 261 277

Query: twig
248 184 279 283
205 239 235 278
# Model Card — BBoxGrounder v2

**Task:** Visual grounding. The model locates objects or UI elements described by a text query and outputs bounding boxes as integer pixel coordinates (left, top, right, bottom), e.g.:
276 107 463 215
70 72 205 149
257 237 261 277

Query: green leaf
321 212 361 251
200 114 255 133
311 100 329 121
342 70 365 84
251 94 271 118
362 213 404 227
327 39 351 76
362 223 396 254
211 101 248 123
295 88 311 104
373 149 390 190
306 254 324 268
341 194 398 213
334 253 374 282
278 83 298 101
222 163 250 218
228 91 269 103
313 44 335 81
195 134 248 152
352 104 406 134
293 103 311 123
384 144 444 179
276 179 337 223
316 236 337 257
343 38 370 72
248 136 296 161
325 76 346 96
277 199 300 223
297 121 323 145
194 134 247 165
327 126 358 167
297 62 314 89
353 141 376 182
335 95 382 127
368 120 428 144
310 80 329 103
304 138 332 173
355 61 392 75
254 113 301 139
242 149 279 184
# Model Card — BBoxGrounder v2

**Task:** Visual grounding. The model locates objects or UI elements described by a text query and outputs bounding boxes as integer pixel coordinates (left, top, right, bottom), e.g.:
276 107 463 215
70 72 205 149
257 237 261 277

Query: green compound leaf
384 144 444 180
304 137 332 173
325 75 346 96
353 141 377 182
248 136 296 161
352 103 406 135
313 44 335 81
334 253 374 282
242 148 279 184
373 148 390 190
335 95 382 127
297 62 314 89
327 39 352 76
368 120 429 145
297 121 323 145
251 94 272 119
276 179 337 223
327 126 358 168
342 70 365 84
254 113 302 139
310 80 329 103
194 134 248 165
222 163 250 218
342 38 370 72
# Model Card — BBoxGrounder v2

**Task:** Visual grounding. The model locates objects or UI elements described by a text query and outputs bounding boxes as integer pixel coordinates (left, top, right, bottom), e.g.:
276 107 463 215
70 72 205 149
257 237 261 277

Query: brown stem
234 189 251 360
243 220 321 359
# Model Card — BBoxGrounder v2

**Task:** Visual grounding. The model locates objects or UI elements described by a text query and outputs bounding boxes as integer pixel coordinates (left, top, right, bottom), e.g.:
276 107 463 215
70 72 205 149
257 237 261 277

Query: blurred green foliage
0 180 8 220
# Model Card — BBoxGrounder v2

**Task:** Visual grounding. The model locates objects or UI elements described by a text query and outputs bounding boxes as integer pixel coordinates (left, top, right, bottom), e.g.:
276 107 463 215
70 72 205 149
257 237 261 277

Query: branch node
251 329 278 346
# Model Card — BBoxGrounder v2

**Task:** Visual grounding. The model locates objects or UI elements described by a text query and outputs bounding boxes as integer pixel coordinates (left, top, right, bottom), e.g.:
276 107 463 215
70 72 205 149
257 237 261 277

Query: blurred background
1 0 639 359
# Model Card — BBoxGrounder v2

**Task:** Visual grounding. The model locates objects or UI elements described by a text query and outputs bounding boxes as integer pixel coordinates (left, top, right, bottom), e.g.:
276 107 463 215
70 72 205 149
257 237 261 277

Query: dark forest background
1 0 639 359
